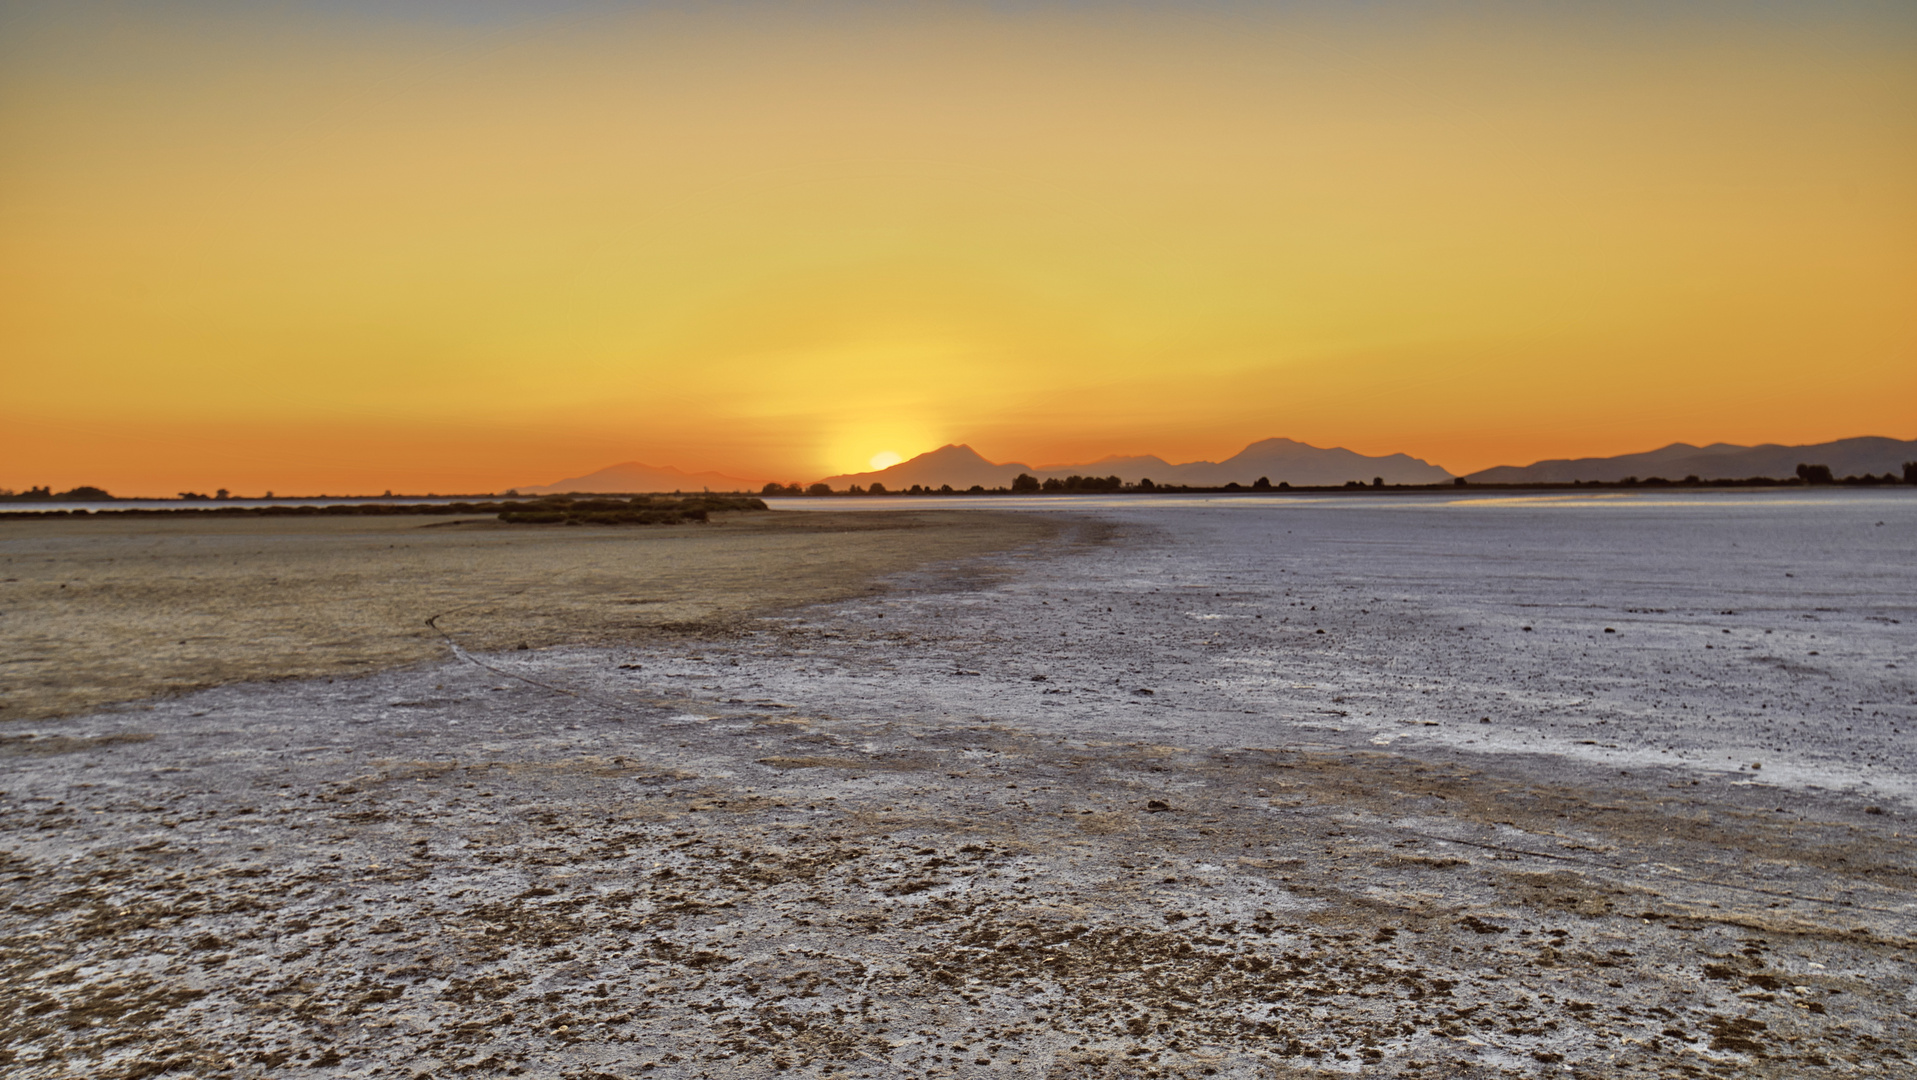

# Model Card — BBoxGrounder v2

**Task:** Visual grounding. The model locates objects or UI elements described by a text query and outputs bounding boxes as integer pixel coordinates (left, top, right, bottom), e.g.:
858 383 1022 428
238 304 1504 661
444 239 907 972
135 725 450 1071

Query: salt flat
1 492 1912 1079
754 489 1915 797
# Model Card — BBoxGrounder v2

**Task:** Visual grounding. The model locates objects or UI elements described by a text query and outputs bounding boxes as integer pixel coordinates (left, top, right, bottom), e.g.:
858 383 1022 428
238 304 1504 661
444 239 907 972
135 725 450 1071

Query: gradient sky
4 0 1913 494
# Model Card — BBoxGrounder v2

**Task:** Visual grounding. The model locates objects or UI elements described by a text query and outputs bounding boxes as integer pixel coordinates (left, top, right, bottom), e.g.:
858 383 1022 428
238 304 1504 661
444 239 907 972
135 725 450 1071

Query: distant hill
1465 436 1917 483
817 438 1453 490
1036 453 1178 478
817 445 1035 491
517 461 754 495
1142 438 1452 487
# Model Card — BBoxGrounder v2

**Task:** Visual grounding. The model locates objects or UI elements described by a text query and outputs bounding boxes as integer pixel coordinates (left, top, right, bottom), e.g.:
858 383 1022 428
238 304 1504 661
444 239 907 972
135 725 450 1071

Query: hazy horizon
8 431 1916 500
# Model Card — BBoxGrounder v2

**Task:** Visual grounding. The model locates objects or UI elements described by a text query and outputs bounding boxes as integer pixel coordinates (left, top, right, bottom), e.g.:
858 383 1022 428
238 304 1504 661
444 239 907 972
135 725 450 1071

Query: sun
868 450 903 471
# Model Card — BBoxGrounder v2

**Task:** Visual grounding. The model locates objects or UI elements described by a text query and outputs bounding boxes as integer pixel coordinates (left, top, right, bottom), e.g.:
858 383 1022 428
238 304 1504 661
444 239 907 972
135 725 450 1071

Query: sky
3 0 1914 494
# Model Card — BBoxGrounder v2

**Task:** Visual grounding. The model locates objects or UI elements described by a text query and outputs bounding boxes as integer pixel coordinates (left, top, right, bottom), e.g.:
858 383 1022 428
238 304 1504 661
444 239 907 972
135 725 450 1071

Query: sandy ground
1 499 1912 1079
0 511 1057 722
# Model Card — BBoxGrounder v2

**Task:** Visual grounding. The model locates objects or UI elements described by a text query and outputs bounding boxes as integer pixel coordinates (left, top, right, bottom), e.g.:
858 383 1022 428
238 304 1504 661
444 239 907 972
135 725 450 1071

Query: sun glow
868 451 903 471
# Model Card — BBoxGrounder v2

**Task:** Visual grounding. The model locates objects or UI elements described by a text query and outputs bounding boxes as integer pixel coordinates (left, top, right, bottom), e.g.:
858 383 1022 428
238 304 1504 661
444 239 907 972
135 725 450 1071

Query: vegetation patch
498 495 766 526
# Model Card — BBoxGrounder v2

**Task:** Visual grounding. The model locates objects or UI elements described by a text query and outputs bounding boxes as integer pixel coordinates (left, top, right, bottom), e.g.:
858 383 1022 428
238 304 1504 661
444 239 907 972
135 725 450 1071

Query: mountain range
817 439 1454 490
1462 436 1917 484
518 435 1916 494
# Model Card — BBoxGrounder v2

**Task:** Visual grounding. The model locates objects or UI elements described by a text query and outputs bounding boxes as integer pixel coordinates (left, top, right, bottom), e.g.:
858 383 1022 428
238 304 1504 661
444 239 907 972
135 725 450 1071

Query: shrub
1012 473 1041 493
967 485 985 493
1795 463 1834 485
1252 476 1271 490
807 483 832 496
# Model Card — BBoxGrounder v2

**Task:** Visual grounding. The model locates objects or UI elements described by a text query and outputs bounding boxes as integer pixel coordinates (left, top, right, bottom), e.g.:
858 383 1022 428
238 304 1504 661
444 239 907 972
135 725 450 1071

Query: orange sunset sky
3 1 1914 495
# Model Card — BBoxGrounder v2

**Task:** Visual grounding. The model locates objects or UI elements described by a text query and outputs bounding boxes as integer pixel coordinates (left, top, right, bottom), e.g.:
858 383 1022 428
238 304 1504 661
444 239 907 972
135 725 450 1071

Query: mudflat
0 510 1058 722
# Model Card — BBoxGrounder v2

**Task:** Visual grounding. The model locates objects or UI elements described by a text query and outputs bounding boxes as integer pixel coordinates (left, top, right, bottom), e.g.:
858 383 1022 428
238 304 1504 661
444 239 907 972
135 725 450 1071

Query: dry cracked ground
1 507 1913 1079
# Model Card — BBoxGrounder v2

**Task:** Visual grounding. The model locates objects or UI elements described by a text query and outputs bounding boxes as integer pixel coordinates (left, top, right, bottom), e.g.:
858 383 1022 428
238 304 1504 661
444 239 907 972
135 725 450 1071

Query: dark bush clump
1039 474 1123 493
498 495 765 526
0 485 116 502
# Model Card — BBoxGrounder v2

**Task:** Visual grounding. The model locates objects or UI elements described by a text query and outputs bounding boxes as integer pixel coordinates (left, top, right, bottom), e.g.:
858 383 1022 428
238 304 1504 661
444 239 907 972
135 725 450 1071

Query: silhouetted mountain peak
814 437 1452 488
918 444 994 463
1466 436 1917 483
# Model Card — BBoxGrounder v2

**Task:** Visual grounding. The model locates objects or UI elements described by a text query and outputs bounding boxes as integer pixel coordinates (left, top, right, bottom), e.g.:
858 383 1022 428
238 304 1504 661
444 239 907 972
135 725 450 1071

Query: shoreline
5 479 1914 518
